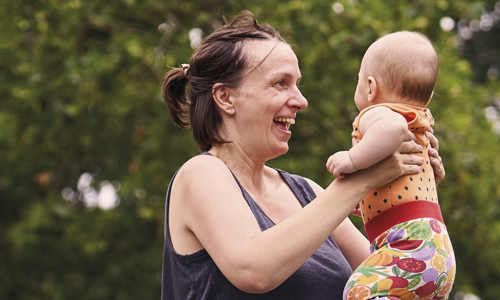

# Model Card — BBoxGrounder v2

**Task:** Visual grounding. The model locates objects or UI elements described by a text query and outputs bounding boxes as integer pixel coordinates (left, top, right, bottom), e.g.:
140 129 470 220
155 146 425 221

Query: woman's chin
272 143 290 157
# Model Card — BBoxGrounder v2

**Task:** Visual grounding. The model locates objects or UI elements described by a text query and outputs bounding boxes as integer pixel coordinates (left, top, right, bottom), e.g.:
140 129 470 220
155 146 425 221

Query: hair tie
181 63 189 78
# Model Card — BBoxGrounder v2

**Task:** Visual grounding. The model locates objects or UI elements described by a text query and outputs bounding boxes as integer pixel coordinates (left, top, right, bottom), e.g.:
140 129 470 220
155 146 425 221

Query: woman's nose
289 87 308 111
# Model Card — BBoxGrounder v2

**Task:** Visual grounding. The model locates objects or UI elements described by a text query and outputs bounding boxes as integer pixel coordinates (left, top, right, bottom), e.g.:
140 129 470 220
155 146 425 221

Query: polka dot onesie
352 103 437 224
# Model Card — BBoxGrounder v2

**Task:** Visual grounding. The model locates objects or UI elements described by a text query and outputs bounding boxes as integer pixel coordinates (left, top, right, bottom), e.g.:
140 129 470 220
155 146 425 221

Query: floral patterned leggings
343 218 456 300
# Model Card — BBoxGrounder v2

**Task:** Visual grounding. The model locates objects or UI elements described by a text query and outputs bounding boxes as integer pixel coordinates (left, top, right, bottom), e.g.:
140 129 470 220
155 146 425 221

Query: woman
161 11 444 299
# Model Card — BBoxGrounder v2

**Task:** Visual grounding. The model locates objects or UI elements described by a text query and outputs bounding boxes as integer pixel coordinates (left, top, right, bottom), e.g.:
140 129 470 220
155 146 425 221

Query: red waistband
364 201 444 244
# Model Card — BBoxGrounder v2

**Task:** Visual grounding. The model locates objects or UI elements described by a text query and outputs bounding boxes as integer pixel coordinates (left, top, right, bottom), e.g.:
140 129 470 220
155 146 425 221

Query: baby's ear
367 76 378 103
212 83 235 115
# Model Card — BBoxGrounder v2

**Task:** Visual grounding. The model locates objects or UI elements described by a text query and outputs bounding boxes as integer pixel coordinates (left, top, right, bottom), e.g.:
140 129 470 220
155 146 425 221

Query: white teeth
274 117 295 125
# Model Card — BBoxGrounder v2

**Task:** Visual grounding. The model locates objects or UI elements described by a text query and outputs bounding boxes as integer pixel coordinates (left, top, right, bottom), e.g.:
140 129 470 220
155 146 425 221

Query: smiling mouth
273 118 295 130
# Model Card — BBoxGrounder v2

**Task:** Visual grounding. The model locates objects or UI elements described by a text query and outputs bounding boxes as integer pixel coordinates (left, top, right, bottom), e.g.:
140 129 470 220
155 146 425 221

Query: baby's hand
326 151 357 179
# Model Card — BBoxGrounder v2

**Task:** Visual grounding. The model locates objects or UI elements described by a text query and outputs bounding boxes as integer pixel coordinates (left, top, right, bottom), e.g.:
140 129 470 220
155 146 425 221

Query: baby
328 31 456 300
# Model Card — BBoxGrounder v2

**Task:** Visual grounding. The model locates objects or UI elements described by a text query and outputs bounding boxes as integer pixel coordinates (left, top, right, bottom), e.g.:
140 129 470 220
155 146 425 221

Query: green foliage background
2 0 500 299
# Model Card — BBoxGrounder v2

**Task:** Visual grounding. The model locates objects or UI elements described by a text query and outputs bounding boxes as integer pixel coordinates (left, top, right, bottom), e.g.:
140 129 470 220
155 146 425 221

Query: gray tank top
162 153 352 299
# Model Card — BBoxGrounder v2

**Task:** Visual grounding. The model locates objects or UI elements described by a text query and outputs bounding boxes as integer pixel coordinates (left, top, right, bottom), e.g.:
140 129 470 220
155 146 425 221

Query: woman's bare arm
304 177 369 271
172 147 422 293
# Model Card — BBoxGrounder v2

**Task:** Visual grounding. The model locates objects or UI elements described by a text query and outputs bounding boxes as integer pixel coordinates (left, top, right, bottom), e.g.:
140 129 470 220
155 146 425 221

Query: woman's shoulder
184 152 222 165
178 153 230 179
171 153 240 208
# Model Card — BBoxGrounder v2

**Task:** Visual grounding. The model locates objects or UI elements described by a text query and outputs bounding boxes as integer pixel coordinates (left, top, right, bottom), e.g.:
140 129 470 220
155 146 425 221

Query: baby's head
355 31 438 110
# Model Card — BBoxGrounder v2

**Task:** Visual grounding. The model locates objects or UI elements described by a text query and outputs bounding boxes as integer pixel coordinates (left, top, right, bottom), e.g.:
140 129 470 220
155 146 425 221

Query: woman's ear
367 76 378 103
212 83 235 115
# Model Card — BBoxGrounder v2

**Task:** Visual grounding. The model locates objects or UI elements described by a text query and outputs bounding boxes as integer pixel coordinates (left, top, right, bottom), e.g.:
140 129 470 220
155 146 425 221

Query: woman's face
228 40 308 162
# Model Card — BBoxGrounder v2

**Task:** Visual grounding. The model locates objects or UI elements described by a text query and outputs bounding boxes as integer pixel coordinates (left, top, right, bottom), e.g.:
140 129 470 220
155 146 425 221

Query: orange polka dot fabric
352 104 437 224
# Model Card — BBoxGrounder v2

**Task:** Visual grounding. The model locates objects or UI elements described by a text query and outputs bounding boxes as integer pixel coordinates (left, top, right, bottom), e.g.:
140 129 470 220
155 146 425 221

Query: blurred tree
459 1 500 83
1 0 499 299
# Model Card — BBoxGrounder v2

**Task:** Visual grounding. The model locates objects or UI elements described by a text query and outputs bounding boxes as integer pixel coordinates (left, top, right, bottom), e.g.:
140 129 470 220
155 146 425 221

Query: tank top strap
200 152 317 230
276 170 317 207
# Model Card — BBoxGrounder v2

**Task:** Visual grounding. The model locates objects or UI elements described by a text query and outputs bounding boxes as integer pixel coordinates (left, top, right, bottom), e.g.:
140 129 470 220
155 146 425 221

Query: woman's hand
426 130 445 185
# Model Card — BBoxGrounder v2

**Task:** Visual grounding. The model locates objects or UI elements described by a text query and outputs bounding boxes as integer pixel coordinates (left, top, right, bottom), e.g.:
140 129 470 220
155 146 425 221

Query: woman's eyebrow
271 71 302 81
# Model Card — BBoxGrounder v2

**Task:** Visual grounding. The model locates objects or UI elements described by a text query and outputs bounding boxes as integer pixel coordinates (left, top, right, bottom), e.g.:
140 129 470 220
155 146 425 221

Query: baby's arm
348 106 409 170
327 106 408 178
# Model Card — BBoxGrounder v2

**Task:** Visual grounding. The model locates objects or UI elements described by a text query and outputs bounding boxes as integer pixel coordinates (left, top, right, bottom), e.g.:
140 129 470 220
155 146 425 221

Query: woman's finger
399 140 422 154
398 159 423 177
428 147 440 161
400 154 425 166
404 164 423 176
404 131 417 142
429 148 445 185
426 131 439 152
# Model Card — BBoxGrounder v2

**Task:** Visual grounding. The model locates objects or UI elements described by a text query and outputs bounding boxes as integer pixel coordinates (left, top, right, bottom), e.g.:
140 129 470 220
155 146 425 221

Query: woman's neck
209 143 276 195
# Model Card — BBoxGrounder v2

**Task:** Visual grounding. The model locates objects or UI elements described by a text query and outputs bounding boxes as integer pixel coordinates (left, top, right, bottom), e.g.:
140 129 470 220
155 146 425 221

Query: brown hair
368 31 438 105
162 11 286 152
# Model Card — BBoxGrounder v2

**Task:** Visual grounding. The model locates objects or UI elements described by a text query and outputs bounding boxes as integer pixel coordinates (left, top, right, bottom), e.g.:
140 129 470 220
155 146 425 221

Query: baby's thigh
343 219 455 300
